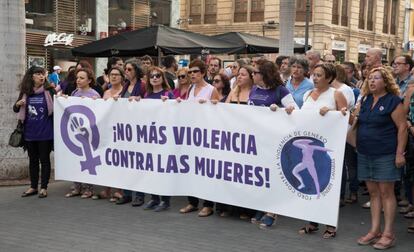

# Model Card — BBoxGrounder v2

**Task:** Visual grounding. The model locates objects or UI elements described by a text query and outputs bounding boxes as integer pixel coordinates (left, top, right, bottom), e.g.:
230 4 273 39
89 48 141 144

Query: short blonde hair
361 67 400 96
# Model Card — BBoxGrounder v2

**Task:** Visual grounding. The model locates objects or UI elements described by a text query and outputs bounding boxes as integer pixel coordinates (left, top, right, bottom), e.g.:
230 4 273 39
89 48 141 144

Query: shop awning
212 32 309 54
71 25 242 57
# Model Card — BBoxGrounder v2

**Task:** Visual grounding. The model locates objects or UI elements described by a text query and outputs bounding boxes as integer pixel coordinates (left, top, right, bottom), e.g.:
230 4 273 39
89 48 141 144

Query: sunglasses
213 79 221 83
150 73 162 79
125 67 134 71
231 65 238 69
188 69 201 74
178 75 187 79
253 71 261 75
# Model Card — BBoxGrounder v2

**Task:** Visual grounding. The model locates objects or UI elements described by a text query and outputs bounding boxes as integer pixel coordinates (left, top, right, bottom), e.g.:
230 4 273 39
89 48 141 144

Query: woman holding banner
141 67 174 212
356 67 406 249
287 63 347 238
249 59 298 229
225 65 254 105
14 66 56 198
173 68 190 99
179 59 220 217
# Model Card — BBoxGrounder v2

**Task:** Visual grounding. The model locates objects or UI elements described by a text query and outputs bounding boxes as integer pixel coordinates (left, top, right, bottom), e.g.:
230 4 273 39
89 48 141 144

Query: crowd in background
13 48 414 249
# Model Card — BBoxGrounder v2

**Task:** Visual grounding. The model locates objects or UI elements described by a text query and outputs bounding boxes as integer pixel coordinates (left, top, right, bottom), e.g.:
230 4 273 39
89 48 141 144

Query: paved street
0 181 412 252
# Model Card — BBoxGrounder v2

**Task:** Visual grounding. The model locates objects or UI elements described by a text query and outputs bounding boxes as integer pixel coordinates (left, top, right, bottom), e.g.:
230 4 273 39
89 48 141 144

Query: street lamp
305 0 311 52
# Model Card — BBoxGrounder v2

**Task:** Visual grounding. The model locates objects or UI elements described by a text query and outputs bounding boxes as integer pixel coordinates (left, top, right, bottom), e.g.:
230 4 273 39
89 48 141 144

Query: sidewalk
0 181 412 252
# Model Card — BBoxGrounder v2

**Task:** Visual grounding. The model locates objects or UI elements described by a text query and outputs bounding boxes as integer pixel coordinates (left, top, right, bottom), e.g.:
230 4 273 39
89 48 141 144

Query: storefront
358 43 371 63
331 40 346 63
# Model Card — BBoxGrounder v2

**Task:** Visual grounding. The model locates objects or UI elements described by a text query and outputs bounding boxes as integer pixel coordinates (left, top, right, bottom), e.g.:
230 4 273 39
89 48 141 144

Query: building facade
179 0 406 63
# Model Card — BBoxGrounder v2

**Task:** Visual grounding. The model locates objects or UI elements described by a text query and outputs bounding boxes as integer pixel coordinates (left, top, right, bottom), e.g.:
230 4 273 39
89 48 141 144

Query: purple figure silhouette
292 139 332 198
70 116 101 175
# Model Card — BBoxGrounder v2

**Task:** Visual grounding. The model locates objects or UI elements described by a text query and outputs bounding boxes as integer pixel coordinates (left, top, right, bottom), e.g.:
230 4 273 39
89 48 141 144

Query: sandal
372 233 395 250
357 232 382 245
38 189 47 198
21 188 38 197
198 207 213 217
65 190 81 198
322 228 337 239
81 191 93 199
298 224 319 234
179 204 198 214
399 205 413 214
109 191 123 202
404 211 414 218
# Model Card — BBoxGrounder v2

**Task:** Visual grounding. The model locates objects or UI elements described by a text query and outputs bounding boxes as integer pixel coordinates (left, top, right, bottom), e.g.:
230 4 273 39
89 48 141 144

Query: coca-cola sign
44 33 74 47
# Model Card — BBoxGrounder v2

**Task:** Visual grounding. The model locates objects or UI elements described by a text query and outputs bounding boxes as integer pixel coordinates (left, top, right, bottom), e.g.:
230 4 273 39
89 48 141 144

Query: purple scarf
17 86 53 121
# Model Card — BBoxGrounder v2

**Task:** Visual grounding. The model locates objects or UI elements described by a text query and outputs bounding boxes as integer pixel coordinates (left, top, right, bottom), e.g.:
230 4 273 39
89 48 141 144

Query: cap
53 65 62 71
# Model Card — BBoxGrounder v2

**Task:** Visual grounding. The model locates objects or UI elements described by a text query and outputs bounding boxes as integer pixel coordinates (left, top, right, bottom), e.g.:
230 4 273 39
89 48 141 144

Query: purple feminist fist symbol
60 105 101 176
291 139 332 198
69 116 101 175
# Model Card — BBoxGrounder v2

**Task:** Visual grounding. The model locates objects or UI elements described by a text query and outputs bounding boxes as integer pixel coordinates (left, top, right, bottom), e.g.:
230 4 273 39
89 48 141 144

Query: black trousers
26 140 53 190
188 197 214 208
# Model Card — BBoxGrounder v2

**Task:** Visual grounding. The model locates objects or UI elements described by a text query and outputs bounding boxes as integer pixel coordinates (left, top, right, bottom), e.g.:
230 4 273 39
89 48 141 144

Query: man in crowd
205 57 221 84
365 48 383 72
141 55 154 74
275 55 291 83
323 54 336 64
48 65 62 87
342 62 359 86
252 54 265 67
305 50 324 76
392 55 414 97
162 55 178 89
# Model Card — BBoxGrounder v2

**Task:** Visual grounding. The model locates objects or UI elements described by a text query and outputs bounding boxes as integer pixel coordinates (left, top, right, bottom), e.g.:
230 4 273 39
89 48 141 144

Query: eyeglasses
392 62 407 66
231 65 238 69
150 73 162 79
252 71 261 75
326 60 336 63
213 79 221 83
209 64 219 67
110 73 121 77
178 75 187 79
188 69 201 74
125 67 133 72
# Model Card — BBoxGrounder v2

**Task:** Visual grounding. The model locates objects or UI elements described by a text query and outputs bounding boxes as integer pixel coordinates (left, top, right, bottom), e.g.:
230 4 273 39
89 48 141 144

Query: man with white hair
305 50 324 76
48 65 62 88
365 48 383 72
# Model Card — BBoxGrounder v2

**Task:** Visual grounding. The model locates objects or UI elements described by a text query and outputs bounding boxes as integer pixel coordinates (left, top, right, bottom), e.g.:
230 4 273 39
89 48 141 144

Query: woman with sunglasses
179 59 219 217
212 73 231 102
121 59 146 99
141 67 174 212
173 68 191 99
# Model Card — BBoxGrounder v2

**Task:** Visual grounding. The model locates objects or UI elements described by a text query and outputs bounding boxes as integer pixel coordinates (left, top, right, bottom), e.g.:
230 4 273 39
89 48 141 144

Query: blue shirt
48 72 60 86
286 78 314 108
357 93 401 156
396 75 414 97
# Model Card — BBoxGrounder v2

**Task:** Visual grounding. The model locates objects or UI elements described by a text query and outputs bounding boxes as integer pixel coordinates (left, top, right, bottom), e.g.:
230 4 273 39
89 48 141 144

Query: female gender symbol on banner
281 137 333 198
291 139 332 198
60 105 101 175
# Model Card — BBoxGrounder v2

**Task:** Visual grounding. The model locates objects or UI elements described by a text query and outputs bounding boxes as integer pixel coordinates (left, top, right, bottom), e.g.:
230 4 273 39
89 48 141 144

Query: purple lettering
223 161 232 181
179 155 190 173
220 131 231 151
136 125 147 143
157 154 165 173
193 128 202 146
233 162 243 183
195 156 205 176
136 152 144 170
116 123 125 141
211 130 220 149
206 158 215 178
247 135 257 155
254 166 264 186
215 160 222 179
125 124 133 141
105 148 112 165
158 126 167 144
244 165 253 185
129 151 135 168
112 149 119 166
203 129 210 148
145 153 153 171
148 122 158 144
166 155 178 173
173 126 185 145
232 133 240 153
186 127 192 145
120 150 128 168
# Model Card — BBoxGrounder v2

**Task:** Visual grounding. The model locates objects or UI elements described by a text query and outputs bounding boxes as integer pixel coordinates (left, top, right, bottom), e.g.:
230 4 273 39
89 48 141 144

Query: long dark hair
256 59 284 89
18 66 53 96
215 73 231 96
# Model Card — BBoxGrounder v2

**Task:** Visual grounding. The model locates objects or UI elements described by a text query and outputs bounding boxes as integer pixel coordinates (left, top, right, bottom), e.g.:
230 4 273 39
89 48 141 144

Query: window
151 0 172 26
250 0 264 22
189 0 217 25
109 0 132 35
331 0 348 26
234 0 248 23
390 0 398 34
204 0 217 24
358 0 375 31
77 0 96 36
189 0 202 24
25 0 54 31
296 0 313 22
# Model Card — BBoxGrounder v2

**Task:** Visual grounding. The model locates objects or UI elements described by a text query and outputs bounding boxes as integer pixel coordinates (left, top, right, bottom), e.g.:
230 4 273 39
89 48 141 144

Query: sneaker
362 201 370 209
251 211 265 224
143 200 159 210
131 197 144 207
154 201 170 212
259 213 276 229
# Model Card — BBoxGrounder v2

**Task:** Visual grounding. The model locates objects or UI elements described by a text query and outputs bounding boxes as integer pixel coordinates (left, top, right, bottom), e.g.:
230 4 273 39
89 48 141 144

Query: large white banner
54 97 348 226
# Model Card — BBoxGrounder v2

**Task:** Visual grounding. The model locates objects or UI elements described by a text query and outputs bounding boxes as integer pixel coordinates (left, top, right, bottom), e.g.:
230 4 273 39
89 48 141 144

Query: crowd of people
13 48 414 249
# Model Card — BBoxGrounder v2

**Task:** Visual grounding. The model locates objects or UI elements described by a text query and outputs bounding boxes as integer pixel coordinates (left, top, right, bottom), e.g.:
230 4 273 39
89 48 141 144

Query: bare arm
391 103 408 168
